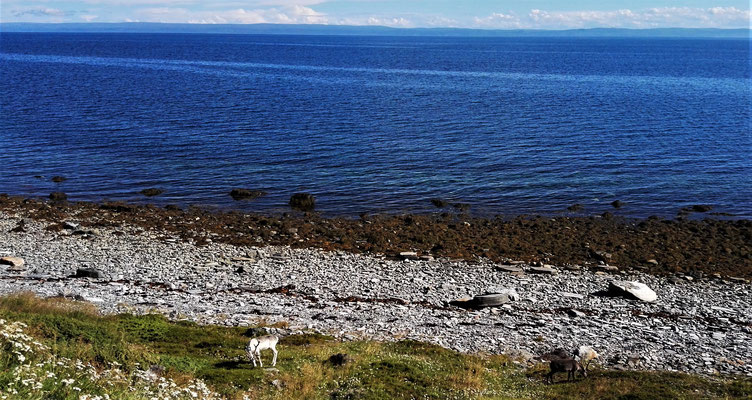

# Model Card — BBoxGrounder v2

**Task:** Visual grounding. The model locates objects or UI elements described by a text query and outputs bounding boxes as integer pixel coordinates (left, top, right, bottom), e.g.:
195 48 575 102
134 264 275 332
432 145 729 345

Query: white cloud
133 5 327 24
335 15 412 27
12 7 67 17
473 12 521 29
521 7 751 29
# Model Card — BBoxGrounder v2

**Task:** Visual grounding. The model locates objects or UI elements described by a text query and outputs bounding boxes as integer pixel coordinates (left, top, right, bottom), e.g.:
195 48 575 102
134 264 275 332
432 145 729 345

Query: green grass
0 293 750 399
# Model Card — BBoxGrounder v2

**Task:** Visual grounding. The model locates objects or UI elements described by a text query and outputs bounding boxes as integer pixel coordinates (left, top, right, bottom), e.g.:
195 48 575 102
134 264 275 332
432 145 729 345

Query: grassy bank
0 294 750 399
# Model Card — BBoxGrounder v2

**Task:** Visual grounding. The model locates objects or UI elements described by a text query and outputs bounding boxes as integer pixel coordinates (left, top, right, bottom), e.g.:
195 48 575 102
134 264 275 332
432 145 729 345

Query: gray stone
528 266 556 274
595 265 619 273
567 309 586 318
496 265 523 273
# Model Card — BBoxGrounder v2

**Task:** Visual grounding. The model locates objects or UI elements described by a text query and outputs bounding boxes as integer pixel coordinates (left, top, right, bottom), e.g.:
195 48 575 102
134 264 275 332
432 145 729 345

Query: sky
1 0 750 29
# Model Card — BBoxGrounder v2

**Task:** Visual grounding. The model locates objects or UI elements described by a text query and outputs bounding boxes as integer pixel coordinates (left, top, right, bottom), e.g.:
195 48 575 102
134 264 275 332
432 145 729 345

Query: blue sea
1 33 750 217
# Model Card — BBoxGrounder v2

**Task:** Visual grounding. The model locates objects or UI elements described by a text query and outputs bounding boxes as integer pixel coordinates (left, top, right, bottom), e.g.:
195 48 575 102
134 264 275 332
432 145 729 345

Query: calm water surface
1 33 750 217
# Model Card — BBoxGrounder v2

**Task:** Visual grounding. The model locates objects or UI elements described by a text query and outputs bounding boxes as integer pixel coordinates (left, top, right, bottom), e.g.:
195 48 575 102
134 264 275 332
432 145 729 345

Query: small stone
560 292 585 299
73 268 103 279
567 309 586 318
496 265 523 273
646 259 659 265
611 200 624 208
399 251 418 260
595 265 619 273
712 332 726 340
528 266 556 274
63 221 80 230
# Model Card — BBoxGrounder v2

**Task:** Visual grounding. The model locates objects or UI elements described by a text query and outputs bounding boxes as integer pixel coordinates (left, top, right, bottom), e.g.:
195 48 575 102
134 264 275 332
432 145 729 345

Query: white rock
0 256 25 271
608 280 658 302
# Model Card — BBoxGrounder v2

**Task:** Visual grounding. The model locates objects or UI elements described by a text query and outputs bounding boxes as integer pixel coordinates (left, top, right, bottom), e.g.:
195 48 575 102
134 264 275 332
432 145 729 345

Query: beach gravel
1 212 750 376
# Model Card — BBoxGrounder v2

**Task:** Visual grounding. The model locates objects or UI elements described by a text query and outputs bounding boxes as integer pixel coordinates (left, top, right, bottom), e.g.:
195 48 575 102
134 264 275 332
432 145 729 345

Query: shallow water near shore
1 33 750 218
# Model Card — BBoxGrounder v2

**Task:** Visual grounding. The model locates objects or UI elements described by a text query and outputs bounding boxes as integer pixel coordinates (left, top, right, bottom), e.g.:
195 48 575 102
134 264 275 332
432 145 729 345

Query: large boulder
608 280 657 302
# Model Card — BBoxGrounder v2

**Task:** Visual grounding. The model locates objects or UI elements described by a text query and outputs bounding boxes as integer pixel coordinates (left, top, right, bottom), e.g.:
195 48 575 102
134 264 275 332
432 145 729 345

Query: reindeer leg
271 346 278 366
257 349 263 368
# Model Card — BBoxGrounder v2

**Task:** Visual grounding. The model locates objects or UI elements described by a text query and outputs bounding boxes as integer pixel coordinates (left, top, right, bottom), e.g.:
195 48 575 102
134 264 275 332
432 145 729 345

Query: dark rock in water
679 204 713 214
611 200 624 208
452 203 470 212
51 176 67 183
327 353 353 367
567 203 584 212
140 188 164 197
49 192 67 201
73 268 102 279
430 198 448 208
164 204 181 211
601 212 614 219
289 193 315 211
230 189 267 200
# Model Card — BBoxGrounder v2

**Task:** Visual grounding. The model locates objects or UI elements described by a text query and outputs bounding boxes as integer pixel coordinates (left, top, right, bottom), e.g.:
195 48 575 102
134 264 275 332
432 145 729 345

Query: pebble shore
1 213 750 376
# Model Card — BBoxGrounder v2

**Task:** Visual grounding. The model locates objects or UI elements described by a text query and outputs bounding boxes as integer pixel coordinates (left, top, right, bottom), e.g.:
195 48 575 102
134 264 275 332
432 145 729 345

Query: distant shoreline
1 195 749 279
1 23 749 38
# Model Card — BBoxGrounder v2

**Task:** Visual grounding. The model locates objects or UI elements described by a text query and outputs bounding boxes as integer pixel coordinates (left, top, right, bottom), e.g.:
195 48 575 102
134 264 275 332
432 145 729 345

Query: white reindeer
575 345 599 371
247 335 279 367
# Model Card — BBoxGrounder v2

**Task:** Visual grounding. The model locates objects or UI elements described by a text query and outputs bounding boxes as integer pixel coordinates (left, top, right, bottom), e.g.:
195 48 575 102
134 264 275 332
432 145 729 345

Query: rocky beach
1 197 751 377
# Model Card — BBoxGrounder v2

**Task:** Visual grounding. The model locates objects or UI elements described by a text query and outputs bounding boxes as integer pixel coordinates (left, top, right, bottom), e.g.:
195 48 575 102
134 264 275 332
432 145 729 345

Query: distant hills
0 23 749 38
